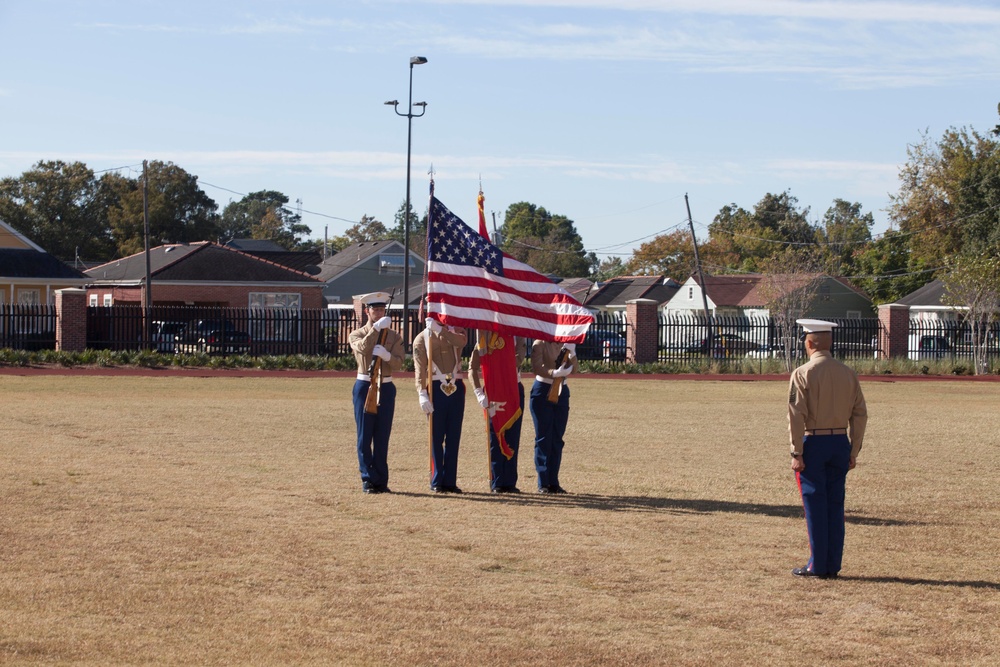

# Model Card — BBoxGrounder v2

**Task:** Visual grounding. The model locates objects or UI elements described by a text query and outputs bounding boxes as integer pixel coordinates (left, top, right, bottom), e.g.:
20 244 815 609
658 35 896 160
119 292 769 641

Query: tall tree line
0 160 311 263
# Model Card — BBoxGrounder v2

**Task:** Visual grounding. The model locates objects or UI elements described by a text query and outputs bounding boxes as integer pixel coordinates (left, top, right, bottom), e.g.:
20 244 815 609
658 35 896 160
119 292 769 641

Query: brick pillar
878 303 910 359
55 288 88 352
626 298 659 364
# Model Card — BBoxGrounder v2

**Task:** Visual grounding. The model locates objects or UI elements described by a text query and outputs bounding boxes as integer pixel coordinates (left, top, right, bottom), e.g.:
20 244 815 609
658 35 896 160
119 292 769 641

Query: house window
17 289 41 305
819 284 831 301
89 294 98 307
103 294 113 306
688 287 694 300
379 253 415 275
846 310 861 319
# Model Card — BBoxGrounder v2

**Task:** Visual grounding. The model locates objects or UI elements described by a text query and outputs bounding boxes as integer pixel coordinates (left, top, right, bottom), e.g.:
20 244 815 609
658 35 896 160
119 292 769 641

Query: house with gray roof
316 240 426 307
584 275 680 314
1 217 87 305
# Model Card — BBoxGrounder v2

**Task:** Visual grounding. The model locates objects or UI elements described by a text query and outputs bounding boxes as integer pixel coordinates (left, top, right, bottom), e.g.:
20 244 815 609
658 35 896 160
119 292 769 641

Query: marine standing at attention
529 339 579 494
787 319 868 579
470 334 527 494
347 292 404 494
413 317 468 494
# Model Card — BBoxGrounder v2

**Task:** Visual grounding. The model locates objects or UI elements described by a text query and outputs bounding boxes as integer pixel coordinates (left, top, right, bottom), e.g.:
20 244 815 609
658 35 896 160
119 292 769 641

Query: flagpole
426 330 435 486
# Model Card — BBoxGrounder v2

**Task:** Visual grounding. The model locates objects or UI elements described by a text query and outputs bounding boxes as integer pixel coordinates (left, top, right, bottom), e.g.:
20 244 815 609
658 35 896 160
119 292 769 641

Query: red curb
2 365 998 382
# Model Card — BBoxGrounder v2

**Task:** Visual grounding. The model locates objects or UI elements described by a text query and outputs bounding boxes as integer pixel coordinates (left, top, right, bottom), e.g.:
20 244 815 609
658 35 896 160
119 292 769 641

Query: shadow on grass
423 491 920 526
839 575 1000 590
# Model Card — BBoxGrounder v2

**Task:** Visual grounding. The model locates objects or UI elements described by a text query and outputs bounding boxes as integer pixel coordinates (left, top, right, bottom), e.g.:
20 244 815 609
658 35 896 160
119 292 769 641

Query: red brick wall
626 298 659 364
878 303 910 359
55 288 87 352
85 284 325 309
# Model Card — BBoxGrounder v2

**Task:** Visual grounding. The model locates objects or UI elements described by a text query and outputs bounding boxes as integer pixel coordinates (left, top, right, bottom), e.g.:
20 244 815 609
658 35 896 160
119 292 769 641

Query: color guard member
413 317 468 493
348 292 404 494
470 335 527 493
529 340 579 494
788 318 868 579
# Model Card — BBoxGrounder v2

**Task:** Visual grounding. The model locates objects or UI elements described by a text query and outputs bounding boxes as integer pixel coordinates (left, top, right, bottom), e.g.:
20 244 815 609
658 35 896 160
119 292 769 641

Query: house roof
559 277 595 304
315 240 409 282
0 248 87 279
223 239 286 252
586 275 680 307
691 273 870 307
85 242 320 283
238 250 323 274
896 279 947 307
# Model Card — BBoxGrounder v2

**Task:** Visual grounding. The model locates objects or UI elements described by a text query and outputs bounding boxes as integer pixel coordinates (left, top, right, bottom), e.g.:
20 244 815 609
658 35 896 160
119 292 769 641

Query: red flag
474 189 520 459
425 196 593 343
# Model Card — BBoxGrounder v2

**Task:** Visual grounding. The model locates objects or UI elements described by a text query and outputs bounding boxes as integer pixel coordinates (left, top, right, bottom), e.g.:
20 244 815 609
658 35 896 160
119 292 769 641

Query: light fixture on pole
385 55 428 352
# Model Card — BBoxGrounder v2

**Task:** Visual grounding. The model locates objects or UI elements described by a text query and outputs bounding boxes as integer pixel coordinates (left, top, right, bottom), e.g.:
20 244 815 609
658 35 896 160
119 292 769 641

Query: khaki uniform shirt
469 334 526 390
531 340 580 380
413 326 468 391
788 350 868 458
348 322 404 376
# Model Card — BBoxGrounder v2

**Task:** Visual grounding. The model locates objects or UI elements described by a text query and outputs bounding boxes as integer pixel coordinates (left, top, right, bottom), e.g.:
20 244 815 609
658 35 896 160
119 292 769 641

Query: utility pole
143 159 152 349
685 194 713 352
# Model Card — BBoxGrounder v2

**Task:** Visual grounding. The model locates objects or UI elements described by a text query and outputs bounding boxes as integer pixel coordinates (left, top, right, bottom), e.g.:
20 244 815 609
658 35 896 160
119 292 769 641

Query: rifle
546 346 570 404
364 291 395 414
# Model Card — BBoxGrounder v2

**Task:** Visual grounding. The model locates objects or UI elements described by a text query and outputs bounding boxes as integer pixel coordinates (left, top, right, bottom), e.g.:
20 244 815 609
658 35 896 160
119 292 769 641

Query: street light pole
385 55 428 352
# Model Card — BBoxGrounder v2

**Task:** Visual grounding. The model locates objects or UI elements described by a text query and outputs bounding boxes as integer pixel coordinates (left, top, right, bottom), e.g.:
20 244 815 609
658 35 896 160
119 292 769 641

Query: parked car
909 335 952 360
684 333 760 358
577 329 627 361
151 320 186 353
175 320 251 355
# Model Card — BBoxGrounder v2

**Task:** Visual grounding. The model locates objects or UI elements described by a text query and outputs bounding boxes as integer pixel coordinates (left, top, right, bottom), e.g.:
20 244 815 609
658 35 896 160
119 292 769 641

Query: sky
2 0 999 263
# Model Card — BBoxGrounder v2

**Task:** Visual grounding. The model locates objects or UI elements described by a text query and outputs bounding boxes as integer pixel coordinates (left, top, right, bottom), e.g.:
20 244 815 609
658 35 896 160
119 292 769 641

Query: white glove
562 343 576 355
474 387 489 410
372 344 391 362
418 390 434 415
551 364 573 378
373 315 391 331
425 317 442 334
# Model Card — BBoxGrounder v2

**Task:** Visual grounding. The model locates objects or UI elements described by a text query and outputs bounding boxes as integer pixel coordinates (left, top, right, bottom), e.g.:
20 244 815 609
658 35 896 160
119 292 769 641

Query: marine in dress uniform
470 335 527 494
413 318 468 493
347 292 404 494
787 319 868 579
529 340 579 494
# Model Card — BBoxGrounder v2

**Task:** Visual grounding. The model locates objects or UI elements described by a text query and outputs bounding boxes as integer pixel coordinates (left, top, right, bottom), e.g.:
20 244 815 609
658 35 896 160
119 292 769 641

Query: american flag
425 196 593 343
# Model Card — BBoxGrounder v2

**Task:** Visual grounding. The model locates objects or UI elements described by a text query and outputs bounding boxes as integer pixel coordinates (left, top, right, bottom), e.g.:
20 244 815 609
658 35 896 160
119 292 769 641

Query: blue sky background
2 0 999 261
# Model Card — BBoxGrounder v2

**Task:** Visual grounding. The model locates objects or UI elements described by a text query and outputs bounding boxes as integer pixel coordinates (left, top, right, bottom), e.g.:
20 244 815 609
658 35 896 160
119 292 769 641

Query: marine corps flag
475 190 520 460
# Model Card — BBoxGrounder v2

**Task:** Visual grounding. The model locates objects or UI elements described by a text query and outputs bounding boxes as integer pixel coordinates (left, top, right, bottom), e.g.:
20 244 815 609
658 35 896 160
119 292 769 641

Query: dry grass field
2 373 999 666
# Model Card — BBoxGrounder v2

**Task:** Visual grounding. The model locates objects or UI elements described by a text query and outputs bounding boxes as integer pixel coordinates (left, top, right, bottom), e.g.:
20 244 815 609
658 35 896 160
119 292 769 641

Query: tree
388 199 428 256
0 160 115 262
707 192 818 272
818 199 873 275
105 161 220 256
593 256 627 282
499 202 596 277
219 190 310 250
757 249 824 372
625 229 697 281
941 252 1000 375
889 127 1000 269
329 215 390 252
849 230 931 304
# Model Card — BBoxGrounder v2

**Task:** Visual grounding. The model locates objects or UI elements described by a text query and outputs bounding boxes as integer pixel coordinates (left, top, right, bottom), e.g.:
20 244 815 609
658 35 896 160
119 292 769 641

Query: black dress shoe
550 485 568 494
792 566 829 579
431 485 445 493
362 481 374 494
372 485 391 494
444 485 463 494
506 486 521 494
537 486 553 494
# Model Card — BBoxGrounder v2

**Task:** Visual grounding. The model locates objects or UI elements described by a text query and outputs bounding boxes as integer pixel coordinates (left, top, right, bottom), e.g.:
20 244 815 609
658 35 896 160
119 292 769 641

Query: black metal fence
908 318 1000 361
0 304 57 350
657 315 882 362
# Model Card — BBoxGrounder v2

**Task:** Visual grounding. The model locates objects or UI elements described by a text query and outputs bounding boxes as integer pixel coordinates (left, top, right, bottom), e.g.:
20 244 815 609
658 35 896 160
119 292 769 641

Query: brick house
84 242 325 309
